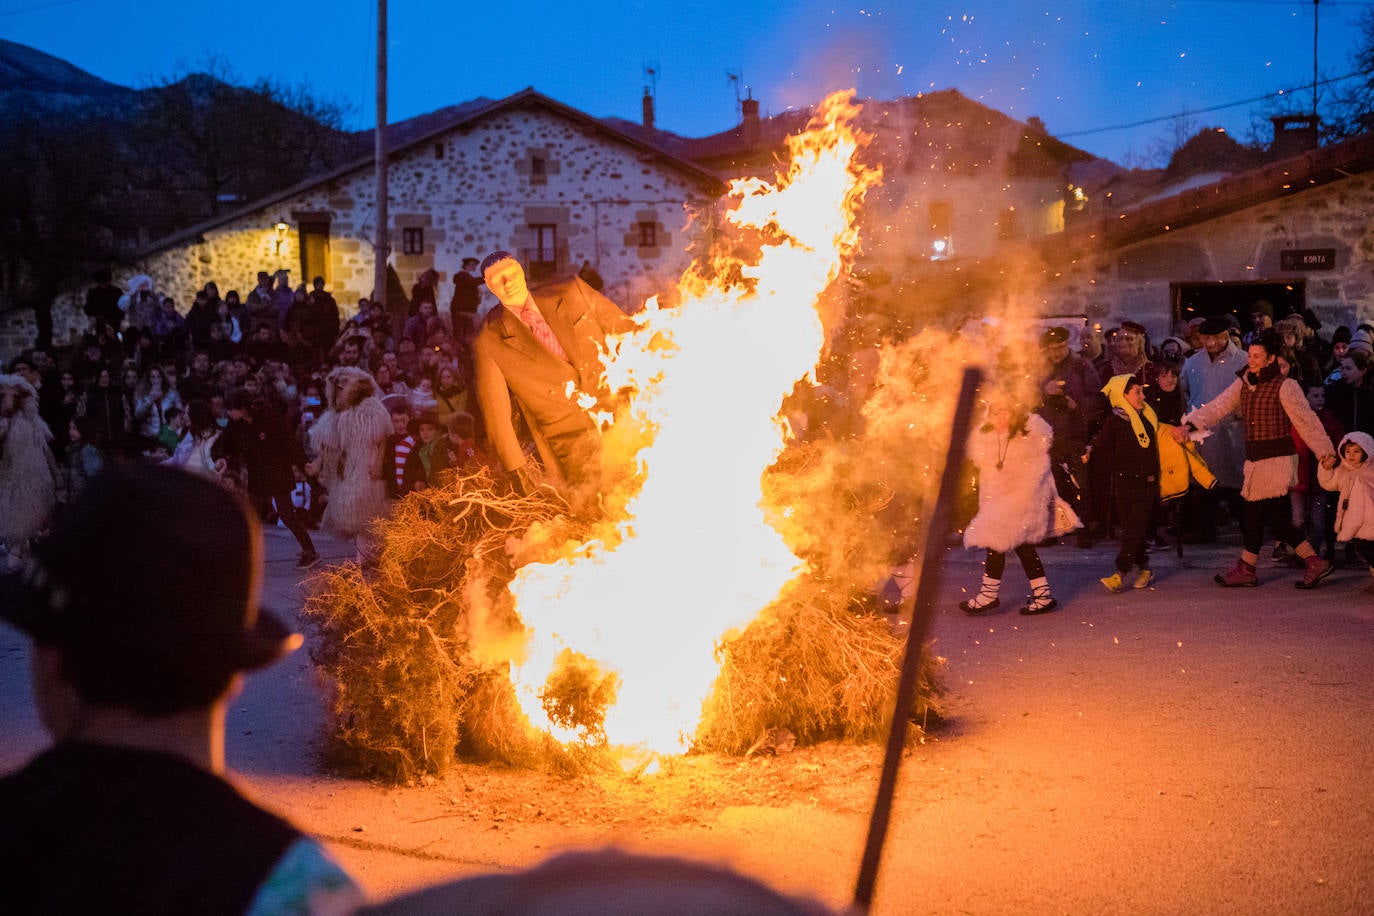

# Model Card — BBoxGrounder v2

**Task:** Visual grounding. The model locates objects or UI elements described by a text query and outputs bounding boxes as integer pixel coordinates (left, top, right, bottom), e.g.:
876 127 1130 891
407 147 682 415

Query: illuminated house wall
1040 153 1374 340
128 90 722 321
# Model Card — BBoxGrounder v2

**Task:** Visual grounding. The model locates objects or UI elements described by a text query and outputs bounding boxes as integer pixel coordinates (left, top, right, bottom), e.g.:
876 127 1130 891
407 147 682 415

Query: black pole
1313 0 1320 119
853 366 982 912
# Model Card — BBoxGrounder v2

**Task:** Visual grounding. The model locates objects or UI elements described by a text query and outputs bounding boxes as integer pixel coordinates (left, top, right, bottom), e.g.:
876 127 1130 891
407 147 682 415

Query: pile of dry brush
303 458 944 783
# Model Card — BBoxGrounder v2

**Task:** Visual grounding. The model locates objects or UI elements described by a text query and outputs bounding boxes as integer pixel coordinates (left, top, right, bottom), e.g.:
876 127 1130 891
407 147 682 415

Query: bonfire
304 91 950 781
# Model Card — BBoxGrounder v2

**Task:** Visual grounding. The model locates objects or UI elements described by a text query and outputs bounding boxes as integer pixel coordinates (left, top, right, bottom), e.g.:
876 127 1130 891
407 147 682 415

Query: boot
1133 567 1155 590
1214 559 1258 587
1295 555 1334 590
1021 577 1058 615
958 575 1000 615
1100 571 1125 594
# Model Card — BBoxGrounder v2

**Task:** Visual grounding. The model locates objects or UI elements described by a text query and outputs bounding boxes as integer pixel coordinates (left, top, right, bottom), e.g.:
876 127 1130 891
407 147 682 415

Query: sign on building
1279 249 1335 271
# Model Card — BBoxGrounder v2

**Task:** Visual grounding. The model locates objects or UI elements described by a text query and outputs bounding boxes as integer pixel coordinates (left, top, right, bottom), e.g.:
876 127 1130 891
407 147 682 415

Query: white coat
963 413 1057 553
1318 432 1374 542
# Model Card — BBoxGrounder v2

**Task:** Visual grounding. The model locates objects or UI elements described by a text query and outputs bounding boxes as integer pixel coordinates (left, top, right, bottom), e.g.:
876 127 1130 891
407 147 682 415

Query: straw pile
303 469 568 780
304 454 944 782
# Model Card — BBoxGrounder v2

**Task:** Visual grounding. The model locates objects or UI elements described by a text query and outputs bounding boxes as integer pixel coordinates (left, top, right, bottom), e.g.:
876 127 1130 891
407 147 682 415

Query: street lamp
274 219 289 255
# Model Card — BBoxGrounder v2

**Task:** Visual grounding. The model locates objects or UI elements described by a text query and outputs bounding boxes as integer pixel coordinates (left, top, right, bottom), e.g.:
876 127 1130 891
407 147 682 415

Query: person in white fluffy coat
959 400 1060 615
307 367 391 552
0 374 62 567
1177 331 1337 589
1318 431 1374 593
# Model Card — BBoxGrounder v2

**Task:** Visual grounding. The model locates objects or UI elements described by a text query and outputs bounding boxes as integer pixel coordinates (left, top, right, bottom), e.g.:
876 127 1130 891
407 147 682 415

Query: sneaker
1295 555 1333 590
1100 571 1125 594
296 552 321 570
1215 560 1258 588
1133 568 1154 590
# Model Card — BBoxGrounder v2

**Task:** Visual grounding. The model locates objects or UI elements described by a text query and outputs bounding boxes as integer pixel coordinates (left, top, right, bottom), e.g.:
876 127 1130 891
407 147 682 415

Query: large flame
507 91 879 757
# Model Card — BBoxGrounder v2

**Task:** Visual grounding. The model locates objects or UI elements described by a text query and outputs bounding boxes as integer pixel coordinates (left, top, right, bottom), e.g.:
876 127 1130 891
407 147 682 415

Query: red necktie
518 305 568 362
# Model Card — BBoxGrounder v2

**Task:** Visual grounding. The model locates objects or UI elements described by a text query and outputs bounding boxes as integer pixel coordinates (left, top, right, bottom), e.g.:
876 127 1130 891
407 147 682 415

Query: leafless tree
136 56 353 218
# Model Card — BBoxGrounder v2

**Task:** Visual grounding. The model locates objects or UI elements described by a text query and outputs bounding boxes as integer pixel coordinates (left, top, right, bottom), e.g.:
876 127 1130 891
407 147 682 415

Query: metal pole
853 366 982 912
1313 0 1320 118
373 0 389 309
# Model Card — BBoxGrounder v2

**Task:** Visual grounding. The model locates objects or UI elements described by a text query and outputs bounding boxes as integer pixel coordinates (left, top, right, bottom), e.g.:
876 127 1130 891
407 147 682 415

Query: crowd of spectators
6 272 1373 582
1043 303 1374 569
6 266 494 540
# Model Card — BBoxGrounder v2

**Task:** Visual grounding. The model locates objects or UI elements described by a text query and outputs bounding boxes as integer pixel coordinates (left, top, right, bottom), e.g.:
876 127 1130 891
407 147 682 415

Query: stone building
1040 130 1374 339
5 87 1373 362
129 88 723 321
678 90 1101 269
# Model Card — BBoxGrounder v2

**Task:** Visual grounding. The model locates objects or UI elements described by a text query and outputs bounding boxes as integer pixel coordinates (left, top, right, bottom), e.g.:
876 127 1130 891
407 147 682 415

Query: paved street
3 524 1372 914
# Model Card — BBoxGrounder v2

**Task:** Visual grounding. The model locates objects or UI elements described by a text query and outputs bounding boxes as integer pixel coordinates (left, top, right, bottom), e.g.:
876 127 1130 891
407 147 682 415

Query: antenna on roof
642 60 659 100
727 68 745 122
641 62 660 130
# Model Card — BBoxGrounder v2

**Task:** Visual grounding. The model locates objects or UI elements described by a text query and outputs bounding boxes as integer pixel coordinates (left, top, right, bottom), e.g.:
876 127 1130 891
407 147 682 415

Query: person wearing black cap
214 391 319 568
1096 320 1156 388
1037 326 1105 547
472 250 635 499
1244 300 1275 347
0 464 362 914
449 256 484 334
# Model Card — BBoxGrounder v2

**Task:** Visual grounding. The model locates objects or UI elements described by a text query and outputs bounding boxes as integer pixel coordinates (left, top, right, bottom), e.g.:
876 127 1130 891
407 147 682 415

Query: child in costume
1090 375 1159 592
959 397 1062 616
1317 432 1374 594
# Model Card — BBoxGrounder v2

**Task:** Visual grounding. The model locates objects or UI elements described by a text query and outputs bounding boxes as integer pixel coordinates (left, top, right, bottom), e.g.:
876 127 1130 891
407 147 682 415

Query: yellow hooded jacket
1101 374 1216 501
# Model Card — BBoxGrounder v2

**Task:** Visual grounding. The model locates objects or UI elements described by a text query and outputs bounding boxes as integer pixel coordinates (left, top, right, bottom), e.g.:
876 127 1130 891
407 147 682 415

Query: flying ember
506 90 880 757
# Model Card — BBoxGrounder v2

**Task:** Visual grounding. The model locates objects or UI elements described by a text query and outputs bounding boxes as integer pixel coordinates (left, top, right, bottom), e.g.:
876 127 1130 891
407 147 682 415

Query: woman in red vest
1175 331 1338 588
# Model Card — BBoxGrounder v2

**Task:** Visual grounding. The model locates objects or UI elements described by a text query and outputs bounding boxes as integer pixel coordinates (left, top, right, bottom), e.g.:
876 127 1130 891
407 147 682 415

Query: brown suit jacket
472 276 635 480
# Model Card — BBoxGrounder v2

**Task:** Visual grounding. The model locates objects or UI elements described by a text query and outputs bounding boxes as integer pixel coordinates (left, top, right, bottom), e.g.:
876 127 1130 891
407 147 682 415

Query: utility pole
1312 0 1320 118
373 0 389 309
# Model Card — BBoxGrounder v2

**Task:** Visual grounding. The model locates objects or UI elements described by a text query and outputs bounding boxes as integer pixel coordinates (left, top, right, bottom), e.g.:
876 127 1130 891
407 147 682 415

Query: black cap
1198 316 1232 336
1 464 299 674
1039 326 1070 348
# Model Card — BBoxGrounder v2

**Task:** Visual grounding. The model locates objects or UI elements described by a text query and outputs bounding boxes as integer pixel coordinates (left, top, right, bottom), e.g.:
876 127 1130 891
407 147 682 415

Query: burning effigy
305 92 967 780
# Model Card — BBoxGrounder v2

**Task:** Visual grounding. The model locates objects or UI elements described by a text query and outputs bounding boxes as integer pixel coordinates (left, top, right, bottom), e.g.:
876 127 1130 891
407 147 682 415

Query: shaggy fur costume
0 374 60 547
964 412 1057 553
310 367 391 538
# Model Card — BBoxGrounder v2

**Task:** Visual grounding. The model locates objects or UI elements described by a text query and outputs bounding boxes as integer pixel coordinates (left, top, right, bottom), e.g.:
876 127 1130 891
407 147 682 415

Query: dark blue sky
4 0 1367 164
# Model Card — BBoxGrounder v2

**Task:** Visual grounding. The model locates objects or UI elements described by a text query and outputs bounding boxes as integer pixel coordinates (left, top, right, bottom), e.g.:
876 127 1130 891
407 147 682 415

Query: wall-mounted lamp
274 219 289 255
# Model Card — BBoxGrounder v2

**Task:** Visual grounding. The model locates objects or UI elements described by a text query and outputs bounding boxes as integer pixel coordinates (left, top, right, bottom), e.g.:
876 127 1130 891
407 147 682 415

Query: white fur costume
963 412 1057 553
0 374 60 550
310 367 391 538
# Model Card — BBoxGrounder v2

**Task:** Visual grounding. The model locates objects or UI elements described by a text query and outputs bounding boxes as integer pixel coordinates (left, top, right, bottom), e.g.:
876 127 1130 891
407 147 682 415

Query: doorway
1172 281 1303 328
297 219 331 286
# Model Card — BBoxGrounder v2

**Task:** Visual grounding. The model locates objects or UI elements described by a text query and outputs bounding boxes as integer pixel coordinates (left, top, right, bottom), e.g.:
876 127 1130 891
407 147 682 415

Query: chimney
742 94 760 147
642 87 655 130
1269 114 1319 158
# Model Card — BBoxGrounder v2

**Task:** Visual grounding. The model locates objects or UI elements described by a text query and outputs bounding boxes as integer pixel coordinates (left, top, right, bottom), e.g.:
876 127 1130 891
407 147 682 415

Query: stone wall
1045 171 1374 340
0 105 716 363
130 106 716 317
